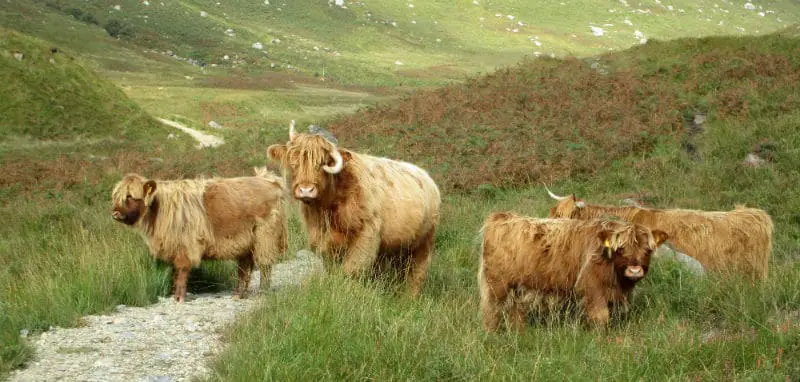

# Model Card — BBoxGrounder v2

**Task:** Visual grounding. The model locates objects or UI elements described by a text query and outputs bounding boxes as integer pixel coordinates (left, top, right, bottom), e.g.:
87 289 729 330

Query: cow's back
361 154 441 248
204 176 285 239
480 213 588 293
645 207 772 278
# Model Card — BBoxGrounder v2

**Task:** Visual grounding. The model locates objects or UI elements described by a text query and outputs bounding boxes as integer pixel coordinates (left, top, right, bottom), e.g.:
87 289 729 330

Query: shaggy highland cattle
545 188 773 280
267 121 441 296
478 212 667 331
111 168 288 302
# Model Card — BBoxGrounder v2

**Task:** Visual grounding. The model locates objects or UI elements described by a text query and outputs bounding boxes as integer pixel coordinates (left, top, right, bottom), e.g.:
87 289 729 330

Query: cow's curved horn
544 184 568 201
323 148 343 174
289 120 297 140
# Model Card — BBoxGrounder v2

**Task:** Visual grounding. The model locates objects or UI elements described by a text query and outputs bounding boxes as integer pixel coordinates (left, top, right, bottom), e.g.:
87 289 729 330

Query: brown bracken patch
326 35 800 191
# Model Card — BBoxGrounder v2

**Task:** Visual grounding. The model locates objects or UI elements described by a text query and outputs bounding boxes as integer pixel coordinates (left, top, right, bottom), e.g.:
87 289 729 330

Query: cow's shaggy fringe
548 196 773 280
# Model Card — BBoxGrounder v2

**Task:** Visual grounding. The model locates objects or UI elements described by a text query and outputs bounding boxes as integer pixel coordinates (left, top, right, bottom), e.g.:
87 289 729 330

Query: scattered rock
13 51 23 61
208 121 223 129
252 42 263 49
743 153 766 167
634 30 647 44
656 246 705 276
590 26 604 36
271 38 281 44
394 60 404 65
744 2 755 10
113 4 121 11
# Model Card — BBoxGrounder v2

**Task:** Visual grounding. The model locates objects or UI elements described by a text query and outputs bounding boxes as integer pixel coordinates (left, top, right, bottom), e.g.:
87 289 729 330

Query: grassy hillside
208 31 800 380
0 28 162 141
328 32 800 190
3 0 800 90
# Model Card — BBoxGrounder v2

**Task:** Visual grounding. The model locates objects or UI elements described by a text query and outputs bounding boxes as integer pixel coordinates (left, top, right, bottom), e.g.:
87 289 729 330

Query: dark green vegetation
1 0 800 379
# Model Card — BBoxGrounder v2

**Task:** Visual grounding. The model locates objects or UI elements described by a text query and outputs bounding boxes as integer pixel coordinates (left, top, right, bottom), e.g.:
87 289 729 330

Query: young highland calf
479 212 668 331
546 189 773 280
111 168 288 302
267 121 441 296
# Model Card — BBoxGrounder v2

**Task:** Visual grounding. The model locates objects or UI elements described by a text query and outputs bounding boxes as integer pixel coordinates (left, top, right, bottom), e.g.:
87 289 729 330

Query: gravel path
10 250 323 382
157 118 225 148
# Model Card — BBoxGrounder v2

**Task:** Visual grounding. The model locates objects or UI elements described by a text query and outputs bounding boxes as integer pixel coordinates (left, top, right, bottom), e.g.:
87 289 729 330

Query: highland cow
267 121 441 296
478 212 667 331
111 168 288 302
545 188 773 280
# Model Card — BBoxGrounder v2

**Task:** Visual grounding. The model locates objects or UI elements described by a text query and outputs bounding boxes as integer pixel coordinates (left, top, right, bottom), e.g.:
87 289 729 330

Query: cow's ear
651 230 668 247
267 144 287 163
340 150 352 162
143 180 157 196
597 230 614 259
143 180 158 206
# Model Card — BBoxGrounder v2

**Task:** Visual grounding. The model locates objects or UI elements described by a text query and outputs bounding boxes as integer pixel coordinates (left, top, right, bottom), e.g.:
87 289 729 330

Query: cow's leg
253 217 287 292
342 224 380 278
507 302 527 333
233 254 254 299
584 290 610 327
172 249 191 303
406 228 435 297
479 267 507 332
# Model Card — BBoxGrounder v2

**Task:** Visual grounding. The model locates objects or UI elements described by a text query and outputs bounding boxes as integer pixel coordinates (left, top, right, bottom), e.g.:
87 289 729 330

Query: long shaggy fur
268 132 440 296
548 195 773 280
111 168 288 300
478 212 665 331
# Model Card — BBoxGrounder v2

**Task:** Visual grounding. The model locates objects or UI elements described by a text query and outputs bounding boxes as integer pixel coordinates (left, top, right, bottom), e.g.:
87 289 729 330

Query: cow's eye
126 194 132 200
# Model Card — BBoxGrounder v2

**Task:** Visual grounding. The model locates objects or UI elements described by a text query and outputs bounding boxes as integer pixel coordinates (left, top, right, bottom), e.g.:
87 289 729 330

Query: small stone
20 329 29 338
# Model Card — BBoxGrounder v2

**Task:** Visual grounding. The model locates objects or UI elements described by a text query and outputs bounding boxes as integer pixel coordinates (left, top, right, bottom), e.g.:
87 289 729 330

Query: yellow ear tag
604 239 611 248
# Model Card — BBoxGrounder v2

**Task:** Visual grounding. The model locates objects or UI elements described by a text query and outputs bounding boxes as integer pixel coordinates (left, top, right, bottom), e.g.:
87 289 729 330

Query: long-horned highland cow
111 168 288 302
478 212 668 331
267 121 441 296
545 188 773 280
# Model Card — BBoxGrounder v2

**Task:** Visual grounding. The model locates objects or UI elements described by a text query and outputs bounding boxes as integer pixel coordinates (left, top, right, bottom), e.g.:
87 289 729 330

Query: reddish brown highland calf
545 188 773 280
479 212 667 331
111 168 288 302
268 121 441 296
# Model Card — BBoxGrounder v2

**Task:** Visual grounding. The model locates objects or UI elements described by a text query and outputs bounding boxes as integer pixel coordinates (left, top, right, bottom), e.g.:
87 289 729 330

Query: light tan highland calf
267 121 441 296
545 188 773 280
479 212 667 331
111 168 288 302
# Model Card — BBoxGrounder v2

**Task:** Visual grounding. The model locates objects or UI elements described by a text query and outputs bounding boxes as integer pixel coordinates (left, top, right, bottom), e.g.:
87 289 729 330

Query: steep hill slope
3 0 799 87
327 29 800 190
0 28 162 142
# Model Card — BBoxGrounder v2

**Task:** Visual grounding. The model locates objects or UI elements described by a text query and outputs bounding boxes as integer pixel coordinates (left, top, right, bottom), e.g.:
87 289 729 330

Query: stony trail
157 118 225 148
10 251 323 382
